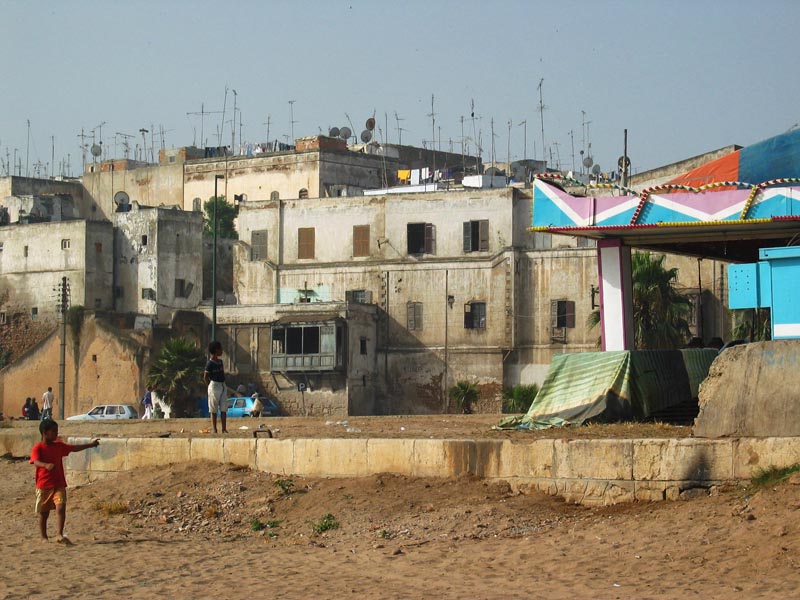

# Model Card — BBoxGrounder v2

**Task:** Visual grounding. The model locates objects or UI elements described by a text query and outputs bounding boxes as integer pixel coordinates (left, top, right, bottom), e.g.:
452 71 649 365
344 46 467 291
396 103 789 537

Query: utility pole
57 277 69 420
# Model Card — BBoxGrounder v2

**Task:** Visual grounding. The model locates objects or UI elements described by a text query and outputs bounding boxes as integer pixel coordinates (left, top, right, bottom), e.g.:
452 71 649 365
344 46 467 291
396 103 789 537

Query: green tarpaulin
497 350 718 430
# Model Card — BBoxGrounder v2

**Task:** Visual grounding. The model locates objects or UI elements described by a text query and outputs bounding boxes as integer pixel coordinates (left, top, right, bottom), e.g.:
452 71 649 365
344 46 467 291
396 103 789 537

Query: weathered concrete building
112 203 204 325
0 219 114 321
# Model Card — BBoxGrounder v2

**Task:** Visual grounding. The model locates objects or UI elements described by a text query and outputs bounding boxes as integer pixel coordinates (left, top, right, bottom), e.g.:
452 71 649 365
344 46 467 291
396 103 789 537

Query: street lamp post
211 174 225 341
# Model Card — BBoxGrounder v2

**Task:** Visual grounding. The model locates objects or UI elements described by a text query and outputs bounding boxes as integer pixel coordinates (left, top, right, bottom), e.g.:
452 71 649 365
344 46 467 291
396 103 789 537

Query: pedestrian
251 393 264 418
203 340 228 434
29 399 41 421
141 386 154 419
22 398 31 420
41 387 54 420
30 419 99 544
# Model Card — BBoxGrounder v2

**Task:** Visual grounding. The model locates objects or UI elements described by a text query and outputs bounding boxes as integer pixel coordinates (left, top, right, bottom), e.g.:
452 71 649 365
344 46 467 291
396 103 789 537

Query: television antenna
288 99 297 143
536 79 546 162
187 103 224 148
394 111 406 145
518 120 528 161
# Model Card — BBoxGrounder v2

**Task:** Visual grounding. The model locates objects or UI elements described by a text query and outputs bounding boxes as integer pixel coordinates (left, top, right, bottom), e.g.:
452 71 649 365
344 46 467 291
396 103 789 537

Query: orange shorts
35 487 67 513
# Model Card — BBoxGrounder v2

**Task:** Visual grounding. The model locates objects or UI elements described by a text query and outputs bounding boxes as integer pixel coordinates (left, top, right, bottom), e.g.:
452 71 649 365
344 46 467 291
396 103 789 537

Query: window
175 279 193 298
115 286 124 298
142 288 156 301
23 245 28 257
353 224 370 257
298 227 315 259
345 290 372 304
299 188 309 199
141 235 148 246
88 406 105 416
251 229 268 261
270 191 280 201
95 242 103 253
270 322 342 371
463 220 489 252
169 155 176 163
464 302 486 330
407 222 436 255
61 239 70 250
360 337 368 355
407 302 424 331
31 307 38 320
550 300 576 328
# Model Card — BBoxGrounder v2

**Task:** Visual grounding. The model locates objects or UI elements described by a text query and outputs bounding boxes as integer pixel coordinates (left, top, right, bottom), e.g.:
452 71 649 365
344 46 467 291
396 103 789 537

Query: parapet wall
2 435 782 506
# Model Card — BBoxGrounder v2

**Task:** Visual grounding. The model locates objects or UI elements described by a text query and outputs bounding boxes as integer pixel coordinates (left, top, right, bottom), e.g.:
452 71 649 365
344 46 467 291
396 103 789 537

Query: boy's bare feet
56 535 74 546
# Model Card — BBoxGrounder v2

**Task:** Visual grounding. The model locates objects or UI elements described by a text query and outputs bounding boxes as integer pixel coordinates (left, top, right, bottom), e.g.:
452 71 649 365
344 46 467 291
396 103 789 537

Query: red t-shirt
30 441 74 489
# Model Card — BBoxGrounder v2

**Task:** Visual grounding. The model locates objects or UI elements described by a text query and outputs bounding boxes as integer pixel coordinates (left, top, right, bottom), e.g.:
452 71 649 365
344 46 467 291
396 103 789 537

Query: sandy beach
2 418 799 600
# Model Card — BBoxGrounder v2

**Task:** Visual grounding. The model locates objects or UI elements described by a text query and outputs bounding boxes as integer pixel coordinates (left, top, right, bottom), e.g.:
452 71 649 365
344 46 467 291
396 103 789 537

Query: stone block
64 437 93 472
255 438 295 475
553 439 633 480
191 438 224 463
411 439 449 477
89 438 126 472
499 440 555 479
293 438 368 477
603 481 635 505
733 437 800 479
127 438 190 469
0 431 40 458
366 439 414 475
633 439 733 481
563 479 589 504
223 438 256 468
634 481 666 502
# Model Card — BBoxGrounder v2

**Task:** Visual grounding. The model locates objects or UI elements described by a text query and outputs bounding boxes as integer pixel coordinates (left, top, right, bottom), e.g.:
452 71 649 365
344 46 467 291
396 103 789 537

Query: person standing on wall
41 387 54 421
203 340 228 434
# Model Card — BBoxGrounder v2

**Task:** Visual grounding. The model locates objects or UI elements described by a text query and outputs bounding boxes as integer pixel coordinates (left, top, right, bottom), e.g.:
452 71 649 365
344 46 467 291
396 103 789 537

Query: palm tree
588 252 692 350
448 381 479 414
147 338 206 417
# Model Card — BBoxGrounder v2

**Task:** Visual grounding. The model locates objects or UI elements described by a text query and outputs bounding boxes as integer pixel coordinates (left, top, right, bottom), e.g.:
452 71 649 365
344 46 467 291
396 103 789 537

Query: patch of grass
94 501 129 516
343 494 354 500
379 529 391 539
275 478 295 496
311 513 340 534
251 518 266 531
265 520 281 529
750 464 800 489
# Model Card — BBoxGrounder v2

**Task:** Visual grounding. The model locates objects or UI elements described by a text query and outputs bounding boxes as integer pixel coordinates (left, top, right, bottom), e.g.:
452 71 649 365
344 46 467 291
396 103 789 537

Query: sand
2 432 800 599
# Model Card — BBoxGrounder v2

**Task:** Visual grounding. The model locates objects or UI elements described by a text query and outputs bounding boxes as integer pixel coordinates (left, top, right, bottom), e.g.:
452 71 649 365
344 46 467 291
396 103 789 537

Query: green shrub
502 384 539 414
311 513 340 534
448 381 478 414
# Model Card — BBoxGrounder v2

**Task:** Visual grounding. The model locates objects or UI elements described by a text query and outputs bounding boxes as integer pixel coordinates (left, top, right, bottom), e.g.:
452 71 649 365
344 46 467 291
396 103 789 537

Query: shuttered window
550 300 576 328
407 302 424 330
298 227 315 259
464 302 486 329
251 229 268 261
407 223 436 255
353 225 370 257
463 220 489 252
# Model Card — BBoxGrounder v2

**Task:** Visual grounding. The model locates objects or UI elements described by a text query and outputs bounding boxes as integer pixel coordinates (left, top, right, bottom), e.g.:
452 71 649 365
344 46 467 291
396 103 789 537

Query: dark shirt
205 358 225 383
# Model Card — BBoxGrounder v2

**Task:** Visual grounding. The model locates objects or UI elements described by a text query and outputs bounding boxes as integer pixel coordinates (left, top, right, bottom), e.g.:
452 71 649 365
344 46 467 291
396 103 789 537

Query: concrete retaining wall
12 435 788 506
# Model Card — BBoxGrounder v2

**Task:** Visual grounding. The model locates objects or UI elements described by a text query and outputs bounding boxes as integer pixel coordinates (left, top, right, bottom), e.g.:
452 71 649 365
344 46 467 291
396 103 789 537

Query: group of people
22 387 54 421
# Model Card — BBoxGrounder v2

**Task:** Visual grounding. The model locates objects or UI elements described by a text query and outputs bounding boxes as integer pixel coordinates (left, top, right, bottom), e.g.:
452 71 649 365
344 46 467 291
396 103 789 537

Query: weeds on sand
750 464 800 490
275 478 295 496
311 513 340 534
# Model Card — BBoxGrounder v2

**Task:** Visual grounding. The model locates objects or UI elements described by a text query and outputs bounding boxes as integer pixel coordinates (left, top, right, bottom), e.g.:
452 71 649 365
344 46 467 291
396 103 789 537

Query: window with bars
175 279 193 298
251 229 268 261
61 239 70 250
407 302 424 331
141 288 156 301
464 302 486 329
345 289 372 304
353 224 370 257
463 220 489 252
298 227 315 259
550 299 575 343
407 223 436 255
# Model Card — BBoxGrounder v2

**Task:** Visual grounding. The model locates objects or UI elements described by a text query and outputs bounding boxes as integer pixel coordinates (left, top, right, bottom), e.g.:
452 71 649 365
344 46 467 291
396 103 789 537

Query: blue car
225 396 280 418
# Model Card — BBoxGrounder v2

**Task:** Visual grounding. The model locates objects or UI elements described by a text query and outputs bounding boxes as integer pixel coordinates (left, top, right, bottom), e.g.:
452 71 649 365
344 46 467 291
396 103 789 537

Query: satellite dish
618 155 631 170
329 127 340 138
339 126 351 141
582 156 593 168
592 164 602 175
360 129 372 143
91 143 103 157
365 117 376 131
113 191 130 205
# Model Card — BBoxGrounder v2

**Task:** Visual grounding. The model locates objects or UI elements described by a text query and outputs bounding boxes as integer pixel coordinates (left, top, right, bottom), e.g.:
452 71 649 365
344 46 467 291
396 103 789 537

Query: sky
2 0 799 179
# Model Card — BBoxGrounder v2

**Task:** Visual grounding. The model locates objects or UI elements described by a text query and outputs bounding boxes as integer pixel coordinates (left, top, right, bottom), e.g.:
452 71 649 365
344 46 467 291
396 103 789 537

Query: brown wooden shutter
353 225 370 257
463 221 472 253
425 223 436 254
479 220 489 251
298 227 315 259
564 300 576 328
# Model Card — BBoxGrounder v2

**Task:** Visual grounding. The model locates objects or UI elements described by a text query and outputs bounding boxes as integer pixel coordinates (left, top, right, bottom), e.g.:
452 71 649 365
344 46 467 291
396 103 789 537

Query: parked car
67 404 139 421
225 396 280 418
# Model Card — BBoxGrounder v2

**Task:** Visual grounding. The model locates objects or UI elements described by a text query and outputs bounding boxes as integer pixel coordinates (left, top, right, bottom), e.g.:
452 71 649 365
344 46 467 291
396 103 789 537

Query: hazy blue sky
2 0 799 178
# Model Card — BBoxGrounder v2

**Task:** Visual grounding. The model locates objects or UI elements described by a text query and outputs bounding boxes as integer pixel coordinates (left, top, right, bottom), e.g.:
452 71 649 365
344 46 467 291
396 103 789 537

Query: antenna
219 87 228 147
139 128 149 162
394 111 406 145
427 94 436 175
537 78 546 163
288 99 297 143
507 119 512 169
344 113 356 143
518 120 527 161
263 115 272 148
187 103 224 148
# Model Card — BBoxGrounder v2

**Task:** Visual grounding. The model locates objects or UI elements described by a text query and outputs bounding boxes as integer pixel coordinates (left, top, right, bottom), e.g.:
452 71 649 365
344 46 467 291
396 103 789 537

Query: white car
66 404 139 421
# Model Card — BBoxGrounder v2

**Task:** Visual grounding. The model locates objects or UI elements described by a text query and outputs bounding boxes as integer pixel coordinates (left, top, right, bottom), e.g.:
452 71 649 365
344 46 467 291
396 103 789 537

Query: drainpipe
443 269 449 413
275 200 282 303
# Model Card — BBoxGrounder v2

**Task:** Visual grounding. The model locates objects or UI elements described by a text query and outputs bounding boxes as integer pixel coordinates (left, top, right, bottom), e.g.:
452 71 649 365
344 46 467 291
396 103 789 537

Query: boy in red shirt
30 419 99 544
